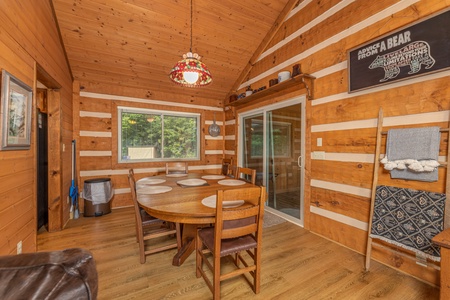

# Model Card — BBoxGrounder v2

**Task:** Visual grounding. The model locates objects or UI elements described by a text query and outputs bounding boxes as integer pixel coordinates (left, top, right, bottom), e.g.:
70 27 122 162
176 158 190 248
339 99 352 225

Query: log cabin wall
74 85 225 209
0 0 73 254
227 0 450 285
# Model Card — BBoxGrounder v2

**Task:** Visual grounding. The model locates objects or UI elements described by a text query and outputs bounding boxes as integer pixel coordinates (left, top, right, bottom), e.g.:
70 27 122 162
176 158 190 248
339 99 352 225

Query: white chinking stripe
80 151 112 157
79 111 112 118
309 153 446 164
205 135 223 140
114 188 129 195
80 164 222 177
225 135 235 140
315 152 374 163
312 69 450 106
311 179 371 198
311 61 347 79
205 120 224 125
79 131 112 137
259 0 356 61
205 150 223 155
312 111 450 133
80 91 223 112
285 0 312 20
239 0 420 90
310 206 368 231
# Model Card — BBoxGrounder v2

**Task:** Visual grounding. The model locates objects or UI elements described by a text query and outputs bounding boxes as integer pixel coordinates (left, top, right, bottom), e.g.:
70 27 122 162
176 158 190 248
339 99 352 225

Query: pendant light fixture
169 0 212 87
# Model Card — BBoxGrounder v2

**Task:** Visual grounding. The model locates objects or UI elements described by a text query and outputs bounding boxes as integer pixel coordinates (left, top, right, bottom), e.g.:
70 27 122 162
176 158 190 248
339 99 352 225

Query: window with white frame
118 107 200 162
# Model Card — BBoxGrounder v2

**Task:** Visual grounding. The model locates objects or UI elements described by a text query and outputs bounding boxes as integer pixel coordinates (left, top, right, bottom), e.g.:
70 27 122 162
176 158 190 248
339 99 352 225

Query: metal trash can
83 178 114 217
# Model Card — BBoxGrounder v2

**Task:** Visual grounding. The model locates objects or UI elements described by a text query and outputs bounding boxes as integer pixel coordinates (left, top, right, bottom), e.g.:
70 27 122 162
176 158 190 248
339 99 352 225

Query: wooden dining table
136 173 255 266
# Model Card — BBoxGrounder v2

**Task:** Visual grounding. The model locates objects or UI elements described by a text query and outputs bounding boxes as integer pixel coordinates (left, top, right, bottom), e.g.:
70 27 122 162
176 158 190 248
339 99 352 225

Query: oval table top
137 173 255 224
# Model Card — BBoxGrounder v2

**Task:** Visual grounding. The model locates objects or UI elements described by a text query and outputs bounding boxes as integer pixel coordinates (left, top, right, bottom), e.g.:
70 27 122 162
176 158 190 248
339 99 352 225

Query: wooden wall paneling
267 0 343 49
310 187 370 223
311 78 450 125
79 81 224 108
0 0 72 254
0 1 71 86
76 95 225 210
0 34 35 86
311 160 374 189
204 138 223 150
79 116 112 132
303 98 312 230
312 128 377 154
251 0 415 80
203 154 221 165
309 213 368 255
80 136 112 151
79 96 112 112
47 90 63 232
79 156 112 171
110 193 132 208
313 122 449 155
226 0 450 286
230 0 300 95
2 210 35 255
371 242 439 286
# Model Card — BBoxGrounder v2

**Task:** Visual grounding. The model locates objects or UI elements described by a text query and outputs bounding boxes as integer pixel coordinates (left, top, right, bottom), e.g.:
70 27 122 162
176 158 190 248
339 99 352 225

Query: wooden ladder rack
365 108 450 270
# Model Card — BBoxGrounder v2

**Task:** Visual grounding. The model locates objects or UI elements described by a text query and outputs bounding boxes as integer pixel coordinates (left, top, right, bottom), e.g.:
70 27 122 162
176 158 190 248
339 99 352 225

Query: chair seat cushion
198 227 257 257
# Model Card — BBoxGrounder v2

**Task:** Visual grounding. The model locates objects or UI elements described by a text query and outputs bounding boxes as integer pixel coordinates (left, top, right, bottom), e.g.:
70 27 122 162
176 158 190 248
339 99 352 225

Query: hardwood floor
37 207 439 300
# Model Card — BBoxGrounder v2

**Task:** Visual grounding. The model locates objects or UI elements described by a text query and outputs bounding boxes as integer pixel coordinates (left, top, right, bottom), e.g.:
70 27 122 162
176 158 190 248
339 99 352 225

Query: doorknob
297 156 302 168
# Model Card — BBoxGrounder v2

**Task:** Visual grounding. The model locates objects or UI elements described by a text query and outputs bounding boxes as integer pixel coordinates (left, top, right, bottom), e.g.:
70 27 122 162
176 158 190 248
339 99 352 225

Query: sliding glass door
240 97 305 225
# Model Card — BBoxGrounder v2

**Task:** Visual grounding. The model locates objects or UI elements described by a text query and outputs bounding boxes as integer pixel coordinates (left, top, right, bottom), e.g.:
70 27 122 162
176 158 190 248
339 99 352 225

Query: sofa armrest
0 248 98 300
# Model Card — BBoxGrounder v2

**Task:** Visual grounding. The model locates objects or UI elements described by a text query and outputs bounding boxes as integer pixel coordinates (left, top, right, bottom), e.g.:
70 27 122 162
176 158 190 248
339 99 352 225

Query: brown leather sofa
0 248 98 300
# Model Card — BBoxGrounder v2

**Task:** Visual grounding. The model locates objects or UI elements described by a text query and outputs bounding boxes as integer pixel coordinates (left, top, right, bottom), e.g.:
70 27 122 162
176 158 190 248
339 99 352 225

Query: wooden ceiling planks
51 0 291 105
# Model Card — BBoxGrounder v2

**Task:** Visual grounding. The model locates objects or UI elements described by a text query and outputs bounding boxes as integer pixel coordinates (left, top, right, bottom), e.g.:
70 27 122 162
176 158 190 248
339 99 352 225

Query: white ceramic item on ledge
245 90 253 97
278 71 291 83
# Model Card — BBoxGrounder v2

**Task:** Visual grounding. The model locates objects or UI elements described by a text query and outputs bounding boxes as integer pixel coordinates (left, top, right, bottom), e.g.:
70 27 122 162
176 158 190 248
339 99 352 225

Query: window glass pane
163 115 198 159
121 112 162 160
119 108 199 162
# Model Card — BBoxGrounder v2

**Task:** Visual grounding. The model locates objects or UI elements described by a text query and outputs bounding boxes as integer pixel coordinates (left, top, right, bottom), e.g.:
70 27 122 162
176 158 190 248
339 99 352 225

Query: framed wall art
0 70 33 150
348 8 450 93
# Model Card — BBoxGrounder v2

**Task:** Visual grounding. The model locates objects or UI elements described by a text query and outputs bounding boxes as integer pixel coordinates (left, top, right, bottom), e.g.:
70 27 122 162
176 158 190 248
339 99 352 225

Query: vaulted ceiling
51 0 295 107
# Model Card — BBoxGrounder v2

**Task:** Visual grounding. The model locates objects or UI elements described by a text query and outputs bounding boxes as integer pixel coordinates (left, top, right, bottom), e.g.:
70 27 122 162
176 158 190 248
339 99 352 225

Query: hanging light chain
190 0 193 53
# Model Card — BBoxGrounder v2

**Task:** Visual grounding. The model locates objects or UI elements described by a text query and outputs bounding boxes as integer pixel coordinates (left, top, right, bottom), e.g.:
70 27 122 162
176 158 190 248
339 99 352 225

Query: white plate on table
201 175 226 180
201 195 244 208
217 179 246 186
137 178 166 184
177 179 207 186
166 173 188 178
137 186 172 195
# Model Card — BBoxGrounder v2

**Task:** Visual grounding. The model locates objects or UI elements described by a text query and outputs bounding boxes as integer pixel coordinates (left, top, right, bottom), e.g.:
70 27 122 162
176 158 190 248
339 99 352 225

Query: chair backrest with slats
235 167 256 184
165 162 188 175
221 158 234 176
128 169 144 231
214 186 265 249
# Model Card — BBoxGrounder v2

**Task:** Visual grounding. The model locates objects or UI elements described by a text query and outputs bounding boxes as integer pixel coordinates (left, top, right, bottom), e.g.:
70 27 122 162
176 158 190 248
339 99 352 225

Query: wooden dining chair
165 162 189 175
235 167 257 184
128 169 181 264
196 186 266 299
221 157 234 177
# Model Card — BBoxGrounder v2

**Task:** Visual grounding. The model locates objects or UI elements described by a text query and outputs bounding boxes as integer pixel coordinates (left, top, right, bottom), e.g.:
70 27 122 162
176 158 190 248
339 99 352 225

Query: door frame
238 96 306 226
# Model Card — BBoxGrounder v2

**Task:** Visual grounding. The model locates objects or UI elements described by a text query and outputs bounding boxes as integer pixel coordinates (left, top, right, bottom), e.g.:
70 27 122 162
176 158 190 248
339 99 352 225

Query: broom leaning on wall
69 140 80 219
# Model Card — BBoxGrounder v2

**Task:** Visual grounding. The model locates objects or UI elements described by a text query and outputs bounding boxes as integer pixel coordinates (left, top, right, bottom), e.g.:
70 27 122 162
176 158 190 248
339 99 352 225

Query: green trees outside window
119 108 199 162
